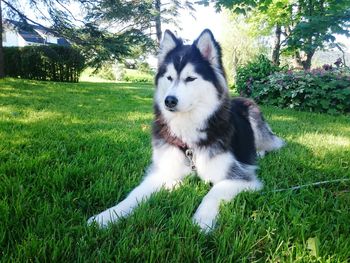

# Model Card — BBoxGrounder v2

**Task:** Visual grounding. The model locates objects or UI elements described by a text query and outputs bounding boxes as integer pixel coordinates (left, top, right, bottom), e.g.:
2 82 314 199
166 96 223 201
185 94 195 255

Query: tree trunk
302 50 314 70
271 24 281 66
292 51 303 69
293 50 315 70
0 0 5 78
155 0 162 45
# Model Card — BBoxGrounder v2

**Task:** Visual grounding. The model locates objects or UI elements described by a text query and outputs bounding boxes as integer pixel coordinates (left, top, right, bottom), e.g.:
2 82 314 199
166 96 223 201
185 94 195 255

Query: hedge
4 45 86 82
251 68 350 115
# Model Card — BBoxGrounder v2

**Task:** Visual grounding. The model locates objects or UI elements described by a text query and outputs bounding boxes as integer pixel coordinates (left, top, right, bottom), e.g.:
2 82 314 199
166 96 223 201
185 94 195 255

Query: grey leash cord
182 148 349 193
262 178 350 194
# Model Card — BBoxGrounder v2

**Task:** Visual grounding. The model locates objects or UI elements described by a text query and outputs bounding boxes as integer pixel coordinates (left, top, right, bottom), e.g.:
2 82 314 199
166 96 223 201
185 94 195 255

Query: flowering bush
235 55 280 96
251 67 350 115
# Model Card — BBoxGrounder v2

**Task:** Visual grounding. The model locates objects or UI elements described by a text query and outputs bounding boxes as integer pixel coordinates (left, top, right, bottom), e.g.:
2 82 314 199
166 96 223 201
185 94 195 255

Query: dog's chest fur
166 113 207 146
153 103 217 147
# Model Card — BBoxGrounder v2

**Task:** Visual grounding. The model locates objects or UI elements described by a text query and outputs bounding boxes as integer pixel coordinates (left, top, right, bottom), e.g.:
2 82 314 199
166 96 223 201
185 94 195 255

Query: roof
57 38 70 46
18 29 45 44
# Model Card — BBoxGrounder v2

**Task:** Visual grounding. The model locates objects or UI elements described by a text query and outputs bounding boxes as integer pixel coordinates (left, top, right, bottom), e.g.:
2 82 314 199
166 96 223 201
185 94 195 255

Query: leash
185 148 196 171
262 178 350 194
174 143 350 190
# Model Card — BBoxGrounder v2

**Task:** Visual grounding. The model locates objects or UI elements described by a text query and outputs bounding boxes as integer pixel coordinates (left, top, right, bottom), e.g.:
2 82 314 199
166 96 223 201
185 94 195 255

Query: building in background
2 19 70 47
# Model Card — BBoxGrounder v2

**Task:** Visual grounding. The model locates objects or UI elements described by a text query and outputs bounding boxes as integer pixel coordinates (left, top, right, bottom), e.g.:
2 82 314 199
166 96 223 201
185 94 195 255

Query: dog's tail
247 102 285 157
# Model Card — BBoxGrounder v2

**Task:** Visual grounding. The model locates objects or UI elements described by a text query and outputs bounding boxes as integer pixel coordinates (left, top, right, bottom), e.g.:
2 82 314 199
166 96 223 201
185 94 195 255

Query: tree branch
2 0 53 32
55 0 86 25
334 43 347 67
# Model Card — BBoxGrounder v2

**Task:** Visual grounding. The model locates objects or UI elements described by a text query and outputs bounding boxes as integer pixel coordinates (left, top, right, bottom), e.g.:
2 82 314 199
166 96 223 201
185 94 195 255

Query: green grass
122 69 154 83
80 67 154 83
0 78 349 262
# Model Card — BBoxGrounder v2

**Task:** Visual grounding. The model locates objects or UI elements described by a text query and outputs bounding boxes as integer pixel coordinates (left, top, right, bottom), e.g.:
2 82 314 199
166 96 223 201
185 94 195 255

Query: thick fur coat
88 29 284 232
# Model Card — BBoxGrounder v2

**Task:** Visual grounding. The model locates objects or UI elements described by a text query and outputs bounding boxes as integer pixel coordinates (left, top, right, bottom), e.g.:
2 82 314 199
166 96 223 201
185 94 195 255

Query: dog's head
155 29 228 116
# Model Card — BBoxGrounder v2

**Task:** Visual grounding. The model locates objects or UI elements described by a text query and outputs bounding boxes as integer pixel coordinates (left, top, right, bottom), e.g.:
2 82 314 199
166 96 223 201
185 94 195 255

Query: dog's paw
192 209 217 233
87 210 118 228
257 151 266 158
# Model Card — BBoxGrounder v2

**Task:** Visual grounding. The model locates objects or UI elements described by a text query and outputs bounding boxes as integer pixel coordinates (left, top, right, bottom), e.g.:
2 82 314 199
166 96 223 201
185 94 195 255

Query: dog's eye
167 76 173 81
185 77 197 82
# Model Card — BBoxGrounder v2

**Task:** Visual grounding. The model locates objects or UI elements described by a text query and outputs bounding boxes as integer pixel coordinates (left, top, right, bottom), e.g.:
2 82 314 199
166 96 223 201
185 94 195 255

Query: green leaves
307 236 320 258
216 0 350 69
251 68 350 115
3 46 85 82
235 55 280 96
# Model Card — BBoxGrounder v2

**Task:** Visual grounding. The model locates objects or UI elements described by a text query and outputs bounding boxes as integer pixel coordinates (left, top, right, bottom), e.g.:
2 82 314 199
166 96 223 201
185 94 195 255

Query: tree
214 0 293 66
0 0 198 75
0 0 157 73
215 0 350 70
286 0 350 70
0 0 4 78
66 0 156 67
219 11 268 84
0 0 84 77
153 0 195 44
86 0 196 45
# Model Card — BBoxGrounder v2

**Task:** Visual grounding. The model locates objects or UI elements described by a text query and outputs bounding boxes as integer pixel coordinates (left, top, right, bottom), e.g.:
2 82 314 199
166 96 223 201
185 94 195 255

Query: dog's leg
88 145 188 228
87 173 173 227
192 179 262 233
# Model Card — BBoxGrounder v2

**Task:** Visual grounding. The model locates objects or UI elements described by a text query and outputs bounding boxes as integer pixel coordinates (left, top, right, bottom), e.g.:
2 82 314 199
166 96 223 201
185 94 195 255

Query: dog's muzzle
164 96 178 111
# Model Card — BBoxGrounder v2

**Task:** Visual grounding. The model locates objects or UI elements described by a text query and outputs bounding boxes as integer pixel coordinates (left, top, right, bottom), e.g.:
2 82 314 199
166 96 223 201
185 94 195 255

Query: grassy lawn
0 78 349 262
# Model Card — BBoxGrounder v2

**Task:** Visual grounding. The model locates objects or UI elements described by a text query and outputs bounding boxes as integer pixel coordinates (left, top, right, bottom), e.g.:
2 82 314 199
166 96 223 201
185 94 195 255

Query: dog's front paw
257 151 266 158
87 210 118 228
192 209 217 233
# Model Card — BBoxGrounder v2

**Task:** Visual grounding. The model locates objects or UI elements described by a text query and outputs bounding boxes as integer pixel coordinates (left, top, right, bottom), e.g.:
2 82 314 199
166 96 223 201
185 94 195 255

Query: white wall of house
35 29 58 44
3 29 26 47
45 34 58 44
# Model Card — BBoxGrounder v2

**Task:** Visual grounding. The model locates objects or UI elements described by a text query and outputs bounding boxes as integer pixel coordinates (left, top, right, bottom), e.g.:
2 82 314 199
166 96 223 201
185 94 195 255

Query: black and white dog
88 29 285 232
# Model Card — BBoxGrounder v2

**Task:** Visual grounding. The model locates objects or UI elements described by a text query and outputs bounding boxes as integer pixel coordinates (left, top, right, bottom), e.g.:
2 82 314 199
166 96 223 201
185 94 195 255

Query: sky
169 4 349 51
13 0 350 50
163 3 224 42
15 0 224 42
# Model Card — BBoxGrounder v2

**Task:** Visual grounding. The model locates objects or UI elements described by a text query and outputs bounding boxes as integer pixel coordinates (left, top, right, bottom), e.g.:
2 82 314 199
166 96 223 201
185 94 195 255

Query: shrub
121 69 153 83
236 54 280 96
3 47 22 78
95 64 118 81
252 68 350 115
137 62 154 75
4 46 86 82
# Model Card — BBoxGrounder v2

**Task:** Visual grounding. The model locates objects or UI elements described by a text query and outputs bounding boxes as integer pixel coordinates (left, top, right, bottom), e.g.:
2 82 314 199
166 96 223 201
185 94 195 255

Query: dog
88 29 285 232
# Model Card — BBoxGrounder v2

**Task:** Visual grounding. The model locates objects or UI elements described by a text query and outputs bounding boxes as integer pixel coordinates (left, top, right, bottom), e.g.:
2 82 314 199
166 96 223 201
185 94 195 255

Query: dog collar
156 116 196 171
164 135 196 171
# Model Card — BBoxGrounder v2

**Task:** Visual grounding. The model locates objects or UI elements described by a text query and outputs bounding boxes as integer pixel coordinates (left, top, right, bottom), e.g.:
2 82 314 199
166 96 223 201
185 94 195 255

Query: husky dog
88 29 285 232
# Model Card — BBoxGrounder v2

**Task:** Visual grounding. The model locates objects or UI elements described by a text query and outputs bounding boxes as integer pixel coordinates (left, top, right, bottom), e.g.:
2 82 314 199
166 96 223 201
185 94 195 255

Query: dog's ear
194 29 220 67
158 30 181 65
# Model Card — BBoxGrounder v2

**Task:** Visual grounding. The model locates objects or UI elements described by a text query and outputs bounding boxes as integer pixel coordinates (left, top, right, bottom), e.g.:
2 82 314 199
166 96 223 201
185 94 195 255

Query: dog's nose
165 96 178 109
